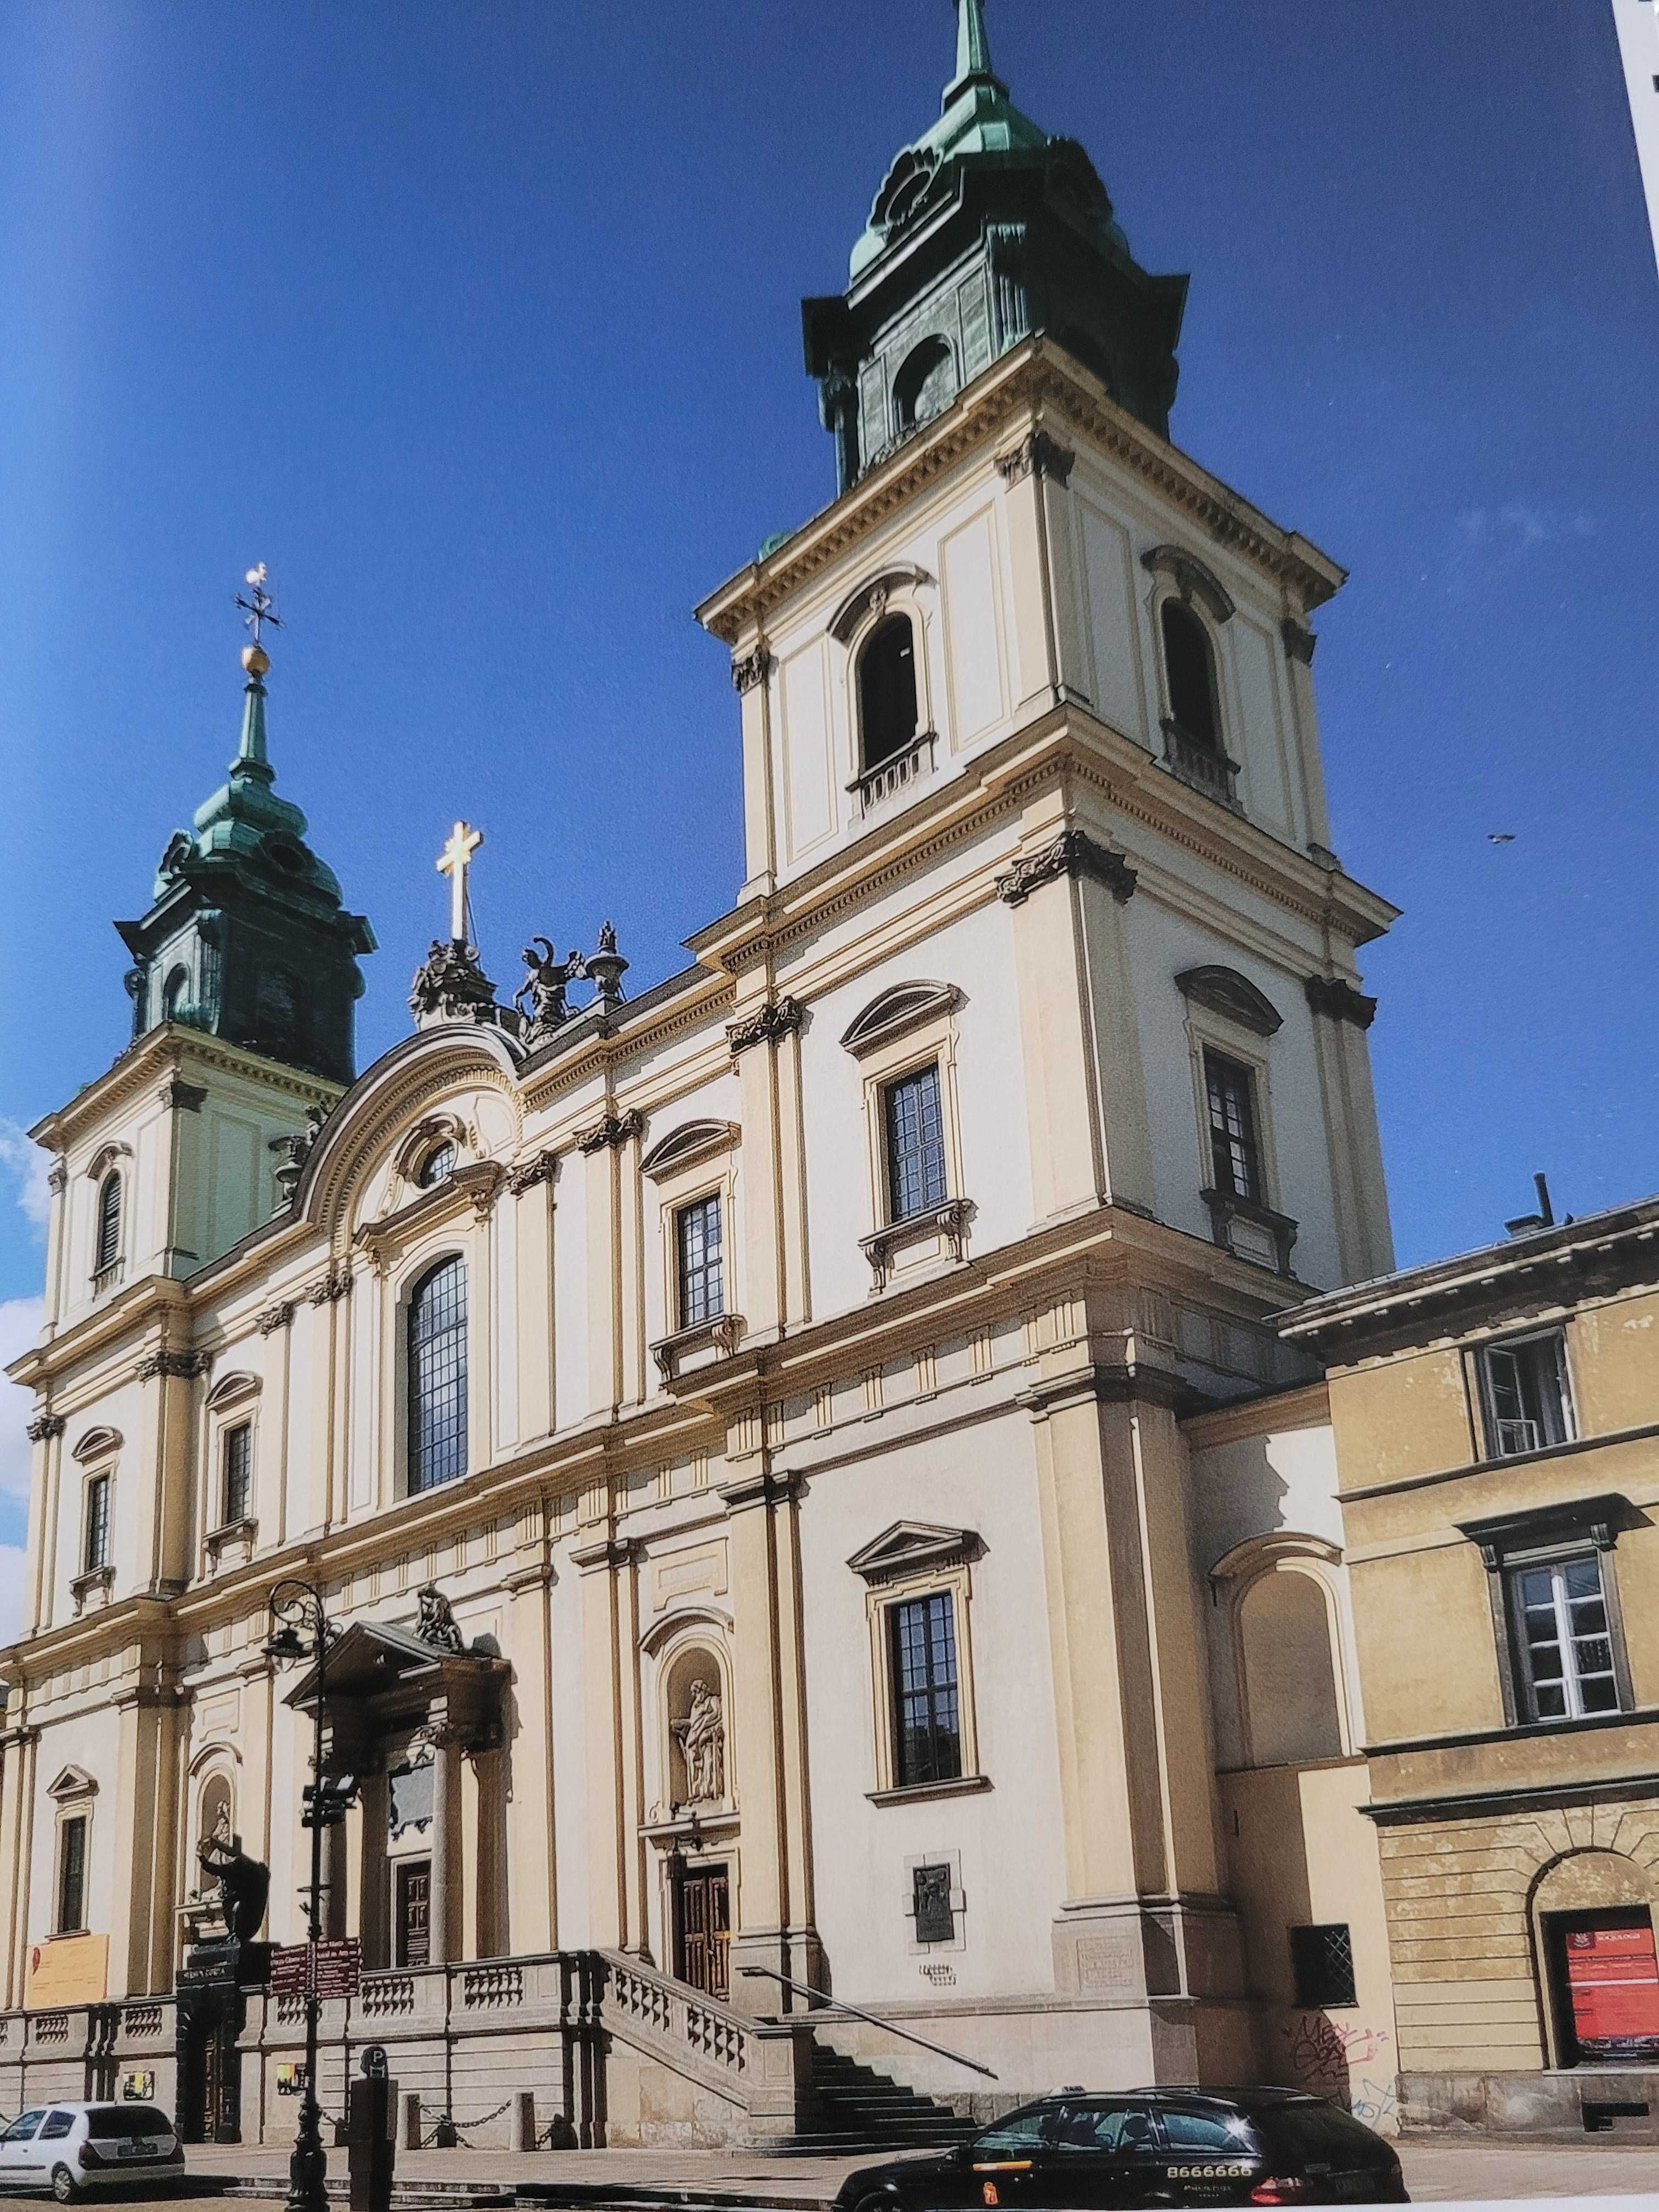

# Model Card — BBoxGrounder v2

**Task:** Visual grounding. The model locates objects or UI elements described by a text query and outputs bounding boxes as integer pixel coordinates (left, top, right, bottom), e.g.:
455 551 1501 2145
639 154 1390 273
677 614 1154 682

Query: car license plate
117 2141 155 2157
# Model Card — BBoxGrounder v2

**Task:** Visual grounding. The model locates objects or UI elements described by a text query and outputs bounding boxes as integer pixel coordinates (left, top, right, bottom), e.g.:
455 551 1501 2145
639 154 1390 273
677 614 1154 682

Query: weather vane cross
437 820 483 945
234 562 284 651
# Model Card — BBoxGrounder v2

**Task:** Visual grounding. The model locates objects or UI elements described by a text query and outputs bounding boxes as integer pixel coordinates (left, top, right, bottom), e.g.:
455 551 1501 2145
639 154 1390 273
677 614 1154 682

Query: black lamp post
264 1578 331 2212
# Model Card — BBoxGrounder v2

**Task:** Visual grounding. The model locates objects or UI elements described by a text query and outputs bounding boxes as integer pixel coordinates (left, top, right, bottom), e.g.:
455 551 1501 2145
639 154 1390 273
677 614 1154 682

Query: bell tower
802 0 1189 491
116 571 375 1086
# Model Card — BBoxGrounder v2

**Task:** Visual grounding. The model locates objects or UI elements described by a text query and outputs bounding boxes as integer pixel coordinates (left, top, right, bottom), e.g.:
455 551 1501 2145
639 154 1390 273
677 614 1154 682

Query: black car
833 2087 1407 2210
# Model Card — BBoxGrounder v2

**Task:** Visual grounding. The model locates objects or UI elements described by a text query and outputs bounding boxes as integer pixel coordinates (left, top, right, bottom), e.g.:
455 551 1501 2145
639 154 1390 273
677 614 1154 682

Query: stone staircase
777 2041 977 2155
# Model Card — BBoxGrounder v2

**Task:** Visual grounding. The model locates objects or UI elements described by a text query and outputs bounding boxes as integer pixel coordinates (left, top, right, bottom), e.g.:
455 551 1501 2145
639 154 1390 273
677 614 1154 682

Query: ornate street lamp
264 1578 334 2212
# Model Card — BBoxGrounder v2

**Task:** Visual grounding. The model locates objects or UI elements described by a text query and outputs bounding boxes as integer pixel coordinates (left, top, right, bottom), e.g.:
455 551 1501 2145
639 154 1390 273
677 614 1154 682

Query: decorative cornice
996 829 1137 909
568 1536 640 1573
996 428 1075 488
47 1164 67 1195
29 1026 338 1156
161 1080 207 1114
308 1267 354 1305
506 1148 560 1195
1305 974 1378 1030
136 1349 210 1382
577 1108 645 1156
1141 544 1237 625
256 1301 296 1336
1176 964 1283 1037
1280 618 1318 665
730 647 773 695
725 997 806 1057
25 1415 65 1444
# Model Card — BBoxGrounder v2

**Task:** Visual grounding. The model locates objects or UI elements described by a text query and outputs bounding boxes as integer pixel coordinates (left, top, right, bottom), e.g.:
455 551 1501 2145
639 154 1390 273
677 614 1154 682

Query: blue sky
1 0 1655 1536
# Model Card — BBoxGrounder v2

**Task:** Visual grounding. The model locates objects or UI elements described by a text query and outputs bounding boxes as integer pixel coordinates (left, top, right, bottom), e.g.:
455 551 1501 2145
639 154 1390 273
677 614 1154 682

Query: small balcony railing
1161 719 1242 812
849 730 936 817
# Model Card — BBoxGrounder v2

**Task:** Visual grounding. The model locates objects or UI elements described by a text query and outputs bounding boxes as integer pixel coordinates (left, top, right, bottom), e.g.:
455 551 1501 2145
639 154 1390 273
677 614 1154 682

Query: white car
0 2102 184 2199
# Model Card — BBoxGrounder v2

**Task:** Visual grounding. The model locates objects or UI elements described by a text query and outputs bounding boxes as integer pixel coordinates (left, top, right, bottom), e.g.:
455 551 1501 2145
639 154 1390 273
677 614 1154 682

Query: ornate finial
950 0 996 95
235 563 283 678
436 820 483 947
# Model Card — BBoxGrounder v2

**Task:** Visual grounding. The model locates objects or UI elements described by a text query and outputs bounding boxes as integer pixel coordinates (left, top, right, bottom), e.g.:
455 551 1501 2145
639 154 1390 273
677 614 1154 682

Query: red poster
1565 1922 1659 2053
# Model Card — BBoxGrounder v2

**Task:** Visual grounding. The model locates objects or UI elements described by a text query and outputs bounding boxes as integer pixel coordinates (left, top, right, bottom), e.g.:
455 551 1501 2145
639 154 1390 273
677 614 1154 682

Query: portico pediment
283 1589 508 1757
847 1520 981 1584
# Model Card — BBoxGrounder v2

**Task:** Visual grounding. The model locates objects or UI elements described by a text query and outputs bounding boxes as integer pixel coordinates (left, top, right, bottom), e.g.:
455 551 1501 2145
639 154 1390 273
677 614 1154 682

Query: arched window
416 1142 456 1189
892 337 957 434
1238 1570 1343 1767
857 615 919 772
1160 598 1222 752
162 967 190 1022
407 1256 468 1493
94 1173 122 1276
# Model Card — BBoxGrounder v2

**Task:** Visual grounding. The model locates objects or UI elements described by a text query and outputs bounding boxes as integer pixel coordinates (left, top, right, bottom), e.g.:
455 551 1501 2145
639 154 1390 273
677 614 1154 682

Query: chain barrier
415 2097 515 2149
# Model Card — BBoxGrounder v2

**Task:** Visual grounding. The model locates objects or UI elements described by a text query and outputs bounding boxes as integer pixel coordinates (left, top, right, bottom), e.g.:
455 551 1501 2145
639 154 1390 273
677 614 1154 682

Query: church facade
3 6 1406 2149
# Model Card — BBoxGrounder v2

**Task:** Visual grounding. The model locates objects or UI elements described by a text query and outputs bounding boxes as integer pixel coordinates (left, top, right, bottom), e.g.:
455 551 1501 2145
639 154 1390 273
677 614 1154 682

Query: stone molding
506 1148 560 1195
256 1301 296 1336
1141 543 1237 625
308 1267 354 1305
576 1109 646 1156
996 829 1137 909
1280 618 1318 665
827 566 935 645
568 1536 640 1574
136 1348 211 1382
1305 974 1378 1029
860 1197 973 1289
716 1468 801 1515
25 1413 65 1443
47 1163 67 1195
160 1080 208 1113
726 997 805 1057
730 647 774 695
995 428 1075 487
1176 964 1283 1037
651 1312 745 1382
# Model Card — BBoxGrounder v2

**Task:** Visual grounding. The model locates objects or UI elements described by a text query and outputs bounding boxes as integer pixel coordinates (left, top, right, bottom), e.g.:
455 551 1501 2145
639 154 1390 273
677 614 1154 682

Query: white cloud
1456 504 1596 550
0 1295 43 1505
0 1120 50 1233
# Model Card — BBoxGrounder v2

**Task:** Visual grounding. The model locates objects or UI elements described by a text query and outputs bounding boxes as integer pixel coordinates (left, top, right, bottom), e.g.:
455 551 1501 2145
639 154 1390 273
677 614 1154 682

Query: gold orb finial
241 642 270 678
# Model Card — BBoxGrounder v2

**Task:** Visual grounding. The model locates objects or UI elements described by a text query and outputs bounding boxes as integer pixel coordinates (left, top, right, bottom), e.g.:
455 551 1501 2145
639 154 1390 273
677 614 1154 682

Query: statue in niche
196 1809 271 1946
674 1678 726 1805
415 1582 467 1654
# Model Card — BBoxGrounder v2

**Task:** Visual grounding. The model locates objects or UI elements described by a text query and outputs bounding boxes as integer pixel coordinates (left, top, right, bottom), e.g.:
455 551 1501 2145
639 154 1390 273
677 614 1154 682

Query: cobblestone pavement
0 2137 1648 2208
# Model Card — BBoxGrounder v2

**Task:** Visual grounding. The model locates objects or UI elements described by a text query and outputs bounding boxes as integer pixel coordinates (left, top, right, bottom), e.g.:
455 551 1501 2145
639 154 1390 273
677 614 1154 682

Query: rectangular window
1204 1049 1263 1203
1479 1331 1573 1458
222 1422 252 1526
83 1474 110 1573
675 1194 725 1330
1509 1552 1621 1720
883 1064 948 1223
889 1592 962 1787
1290 1922 1357 2009
57 1816 87 1934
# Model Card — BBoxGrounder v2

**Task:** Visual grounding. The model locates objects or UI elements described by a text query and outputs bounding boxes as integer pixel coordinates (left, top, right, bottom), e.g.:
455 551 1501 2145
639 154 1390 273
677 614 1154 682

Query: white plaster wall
548 1549 591 1949
26 1705 122 1949
797 1408 1065 2006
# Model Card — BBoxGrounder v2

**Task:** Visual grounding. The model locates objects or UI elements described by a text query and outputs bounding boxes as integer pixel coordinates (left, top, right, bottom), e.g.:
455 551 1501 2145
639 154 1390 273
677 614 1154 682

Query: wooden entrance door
676 1863 730 2001
397 1860 432 1967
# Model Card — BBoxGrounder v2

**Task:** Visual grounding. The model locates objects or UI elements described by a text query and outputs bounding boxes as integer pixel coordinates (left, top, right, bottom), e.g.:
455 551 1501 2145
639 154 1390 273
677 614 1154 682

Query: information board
270 1938 363 2000
1565 1920 1659 2056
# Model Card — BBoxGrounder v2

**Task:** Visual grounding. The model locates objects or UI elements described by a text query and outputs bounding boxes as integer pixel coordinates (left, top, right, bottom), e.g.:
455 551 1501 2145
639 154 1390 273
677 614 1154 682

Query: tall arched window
1238 1570 1343 1767
94 1173 122 1276
857 615 919 772
408 1255 468 1493
1160 598 1222 752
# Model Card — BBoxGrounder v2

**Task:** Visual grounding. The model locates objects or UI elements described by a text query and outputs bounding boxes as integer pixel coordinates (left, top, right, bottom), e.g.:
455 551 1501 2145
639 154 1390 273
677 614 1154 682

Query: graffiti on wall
1279 2013 1397 2129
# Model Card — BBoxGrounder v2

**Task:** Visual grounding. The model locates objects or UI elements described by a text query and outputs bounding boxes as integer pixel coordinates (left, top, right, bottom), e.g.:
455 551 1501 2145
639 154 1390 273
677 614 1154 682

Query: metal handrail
737 1963 998 2080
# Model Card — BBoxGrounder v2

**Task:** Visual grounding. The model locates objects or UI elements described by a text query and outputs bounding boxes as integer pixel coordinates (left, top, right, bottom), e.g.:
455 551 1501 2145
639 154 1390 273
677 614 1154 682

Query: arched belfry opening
892 336 957 434
1160 597 1222 752
857 616 919 772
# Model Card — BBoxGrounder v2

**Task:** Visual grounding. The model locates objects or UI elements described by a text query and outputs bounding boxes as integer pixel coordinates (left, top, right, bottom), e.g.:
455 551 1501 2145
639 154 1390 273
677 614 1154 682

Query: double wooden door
397 1860 432 1967
676 1863 730 2001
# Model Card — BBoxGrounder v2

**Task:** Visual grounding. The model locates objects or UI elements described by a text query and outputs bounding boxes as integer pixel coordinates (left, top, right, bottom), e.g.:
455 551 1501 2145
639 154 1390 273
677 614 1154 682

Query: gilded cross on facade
437 820 483 945
234 563 283 651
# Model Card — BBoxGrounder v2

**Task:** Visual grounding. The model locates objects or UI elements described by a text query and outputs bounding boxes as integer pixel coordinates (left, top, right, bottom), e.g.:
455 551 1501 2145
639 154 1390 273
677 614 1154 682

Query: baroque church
3 3 1406 2149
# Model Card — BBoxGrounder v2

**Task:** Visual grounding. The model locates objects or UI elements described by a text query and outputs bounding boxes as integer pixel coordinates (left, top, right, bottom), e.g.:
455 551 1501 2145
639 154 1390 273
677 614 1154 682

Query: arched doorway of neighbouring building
1532 1850 1659 2069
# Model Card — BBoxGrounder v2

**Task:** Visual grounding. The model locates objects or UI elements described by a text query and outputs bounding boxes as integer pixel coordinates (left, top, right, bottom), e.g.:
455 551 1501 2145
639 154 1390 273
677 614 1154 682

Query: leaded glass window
883 1064 947 1223
408 1256 468 1493
1204 1049 1263 1203
416 1142 455 1189
889 1592 962 1787
222 1421 252 1525
676 1194 724 1329
1510 1553 1621 1720
94 1172 122 1275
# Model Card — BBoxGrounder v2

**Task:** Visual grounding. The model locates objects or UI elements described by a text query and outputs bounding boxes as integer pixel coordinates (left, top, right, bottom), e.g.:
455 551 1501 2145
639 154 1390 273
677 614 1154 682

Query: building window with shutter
222 1422 253 1526
57 1816 88 1934
676 1194 725 1329
94 1172 122 1279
